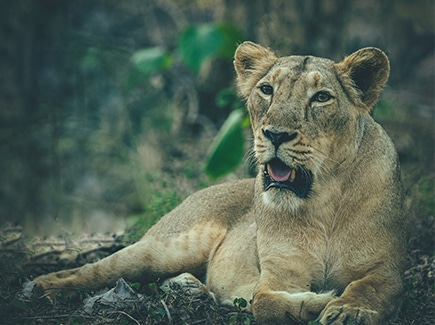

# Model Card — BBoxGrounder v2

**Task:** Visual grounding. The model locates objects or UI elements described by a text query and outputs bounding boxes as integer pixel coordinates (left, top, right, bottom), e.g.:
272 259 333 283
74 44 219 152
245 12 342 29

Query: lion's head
234 42 390 205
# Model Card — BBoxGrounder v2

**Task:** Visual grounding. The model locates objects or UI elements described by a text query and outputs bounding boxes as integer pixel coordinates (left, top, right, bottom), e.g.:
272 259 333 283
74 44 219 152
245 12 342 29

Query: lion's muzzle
264 158 312 198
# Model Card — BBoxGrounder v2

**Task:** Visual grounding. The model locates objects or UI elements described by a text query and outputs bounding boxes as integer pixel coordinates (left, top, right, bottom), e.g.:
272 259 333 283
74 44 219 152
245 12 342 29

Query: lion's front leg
318 271 403 325
251 251 334 324
251 218 334 324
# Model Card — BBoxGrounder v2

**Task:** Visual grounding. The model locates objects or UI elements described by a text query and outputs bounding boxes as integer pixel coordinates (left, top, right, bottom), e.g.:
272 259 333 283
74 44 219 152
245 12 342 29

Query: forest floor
0 219 433 325
0 97 434 325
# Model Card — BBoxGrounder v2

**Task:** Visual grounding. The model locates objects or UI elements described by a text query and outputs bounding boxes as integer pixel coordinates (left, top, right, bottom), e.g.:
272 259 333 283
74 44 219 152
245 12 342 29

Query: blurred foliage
373 99 402 121
123 22 246 236
0 0 432 239
416 177 435 217
131 23 242 76
130 22 246 180
204 109 247 179
124 184 182 242
131 47 173 77
178 23 242 72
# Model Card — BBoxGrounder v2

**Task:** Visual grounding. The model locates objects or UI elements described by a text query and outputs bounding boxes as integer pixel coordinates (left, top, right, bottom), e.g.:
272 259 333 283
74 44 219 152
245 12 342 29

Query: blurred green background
0 0 433 238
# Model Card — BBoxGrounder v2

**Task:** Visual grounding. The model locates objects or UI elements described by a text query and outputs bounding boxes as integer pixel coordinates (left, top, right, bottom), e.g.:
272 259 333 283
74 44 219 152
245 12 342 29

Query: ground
0 219 433 324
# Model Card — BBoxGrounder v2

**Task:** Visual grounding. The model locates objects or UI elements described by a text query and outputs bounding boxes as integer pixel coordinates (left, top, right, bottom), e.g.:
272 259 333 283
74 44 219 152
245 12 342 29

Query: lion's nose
262 129 297 148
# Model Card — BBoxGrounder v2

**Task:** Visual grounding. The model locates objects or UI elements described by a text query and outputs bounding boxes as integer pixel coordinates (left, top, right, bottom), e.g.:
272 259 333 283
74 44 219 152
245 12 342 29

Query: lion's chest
306 220 371 294
309 238 349 294
283 200 359 293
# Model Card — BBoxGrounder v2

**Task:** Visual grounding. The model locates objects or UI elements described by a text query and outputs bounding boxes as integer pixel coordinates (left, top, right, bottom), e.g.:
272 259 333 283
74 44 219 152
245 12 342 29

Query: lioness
34 42 408 324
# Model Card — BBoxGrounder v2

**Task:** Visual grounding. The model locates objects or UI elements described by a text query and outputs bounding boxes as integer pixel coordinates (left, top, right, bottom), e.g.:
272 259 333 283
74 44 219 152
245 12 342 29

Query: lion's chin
263 158 313 199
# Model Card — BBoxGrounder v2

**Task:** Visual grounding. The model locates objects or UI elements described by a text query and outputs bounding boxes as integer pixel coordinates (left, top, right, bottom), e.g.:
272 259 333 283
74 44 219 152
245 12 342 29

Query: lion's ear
336 47 390 112
234 41 278 99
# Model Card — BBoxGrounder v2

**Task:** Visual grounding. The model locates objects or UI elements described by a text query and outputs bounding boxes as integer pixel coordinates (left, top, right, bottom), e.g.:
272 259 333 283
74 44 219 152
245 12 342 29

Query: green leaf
229 314 238 323
131 47 172 76
216 23 243 59
216 88 235 108
235 297 248 309
204 109 245 179
128 281 141 290
241 315 251 325
178 23 243 72
216 88 244 111
178 24 222 72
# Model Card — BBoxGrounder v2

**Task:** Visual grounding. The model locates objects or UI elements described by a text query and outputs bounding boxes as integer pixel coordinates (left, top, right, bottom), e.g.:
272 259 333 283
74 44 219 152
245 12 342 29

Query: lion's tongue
267 159 293 182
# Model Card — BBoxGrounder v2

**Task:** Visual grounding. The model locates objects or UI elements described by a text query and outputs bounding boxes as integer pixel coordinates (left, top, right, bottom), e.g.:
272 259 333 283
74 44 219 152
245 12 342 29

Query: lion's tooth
289 169 296 182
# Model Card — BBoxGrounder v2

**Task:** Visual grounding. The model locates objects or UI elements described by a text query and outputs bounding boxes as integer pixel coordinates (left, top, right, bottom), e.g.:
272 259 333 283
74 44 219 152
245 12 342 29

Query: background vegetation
0 0 433 323
0 0 433 235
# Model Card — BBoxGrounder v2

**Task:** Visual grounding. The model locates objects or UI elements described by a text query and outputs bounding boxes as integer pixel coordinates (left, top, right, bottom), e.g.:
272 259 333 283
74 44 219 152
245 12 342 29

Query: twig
109 310 140 325
160 298 173 325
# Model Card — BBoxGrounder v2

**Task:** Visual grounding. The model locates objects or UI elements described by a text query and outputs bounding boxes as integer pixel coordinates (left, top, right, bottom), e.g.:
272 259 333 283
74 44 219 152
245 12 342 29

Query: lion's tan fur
34 42 408 324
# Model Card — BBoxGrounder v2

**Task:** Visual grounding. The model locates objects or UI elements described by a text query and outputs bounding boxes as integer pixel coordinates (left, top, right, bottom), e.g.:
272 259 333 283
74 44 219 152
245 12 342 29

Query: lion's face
248 57 358 200
234 42 390 204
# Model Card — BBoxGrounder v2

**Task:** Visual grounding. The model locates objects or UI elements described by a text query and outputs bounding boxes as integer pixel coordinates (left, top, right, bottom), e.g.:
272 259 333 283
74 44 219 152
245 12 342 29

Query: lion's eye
312 91 332 103
259 84 274 95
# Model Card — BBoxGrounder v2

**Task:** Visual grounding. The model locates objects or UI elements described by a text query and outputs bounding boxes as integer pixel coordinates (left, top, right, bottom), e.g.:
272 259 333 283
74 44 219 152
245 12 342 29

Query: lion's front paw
319 300 377 325
253 290 335 324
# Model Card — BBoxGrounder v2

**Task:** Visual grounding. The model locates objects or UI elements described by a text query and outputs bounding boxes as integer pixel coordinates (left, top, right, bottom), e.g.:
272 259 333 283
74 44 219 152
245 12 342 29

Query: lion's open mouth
264 158 312 198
